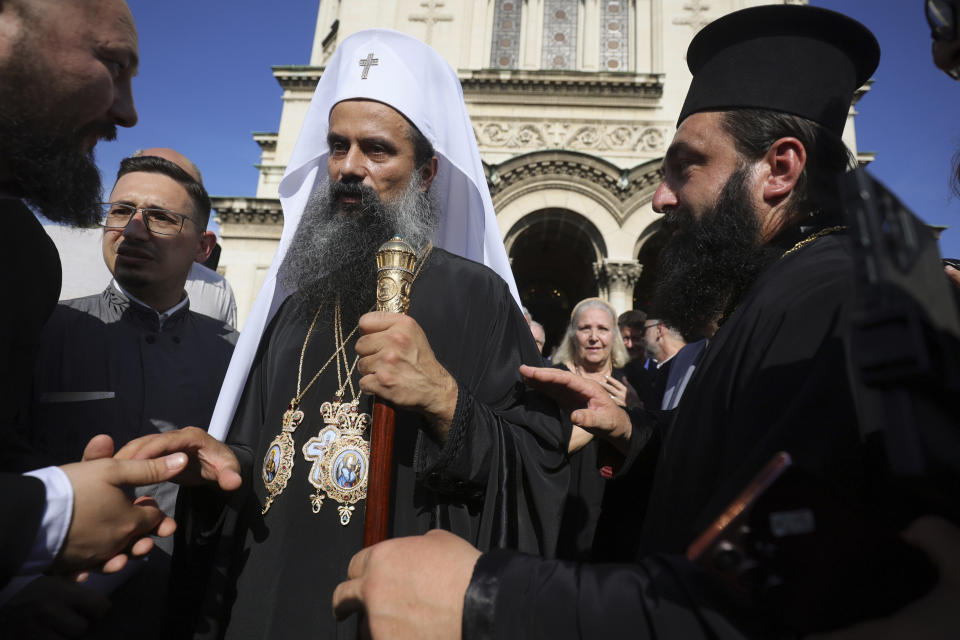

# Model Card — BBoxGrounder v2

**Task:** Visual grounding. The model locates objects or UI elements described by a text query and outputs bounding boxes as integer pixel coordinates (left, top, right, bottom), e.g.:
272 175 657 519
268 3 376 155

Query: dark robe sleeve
0 473 46 589
165 315 274 639
463 549 749 640
410 253 570 555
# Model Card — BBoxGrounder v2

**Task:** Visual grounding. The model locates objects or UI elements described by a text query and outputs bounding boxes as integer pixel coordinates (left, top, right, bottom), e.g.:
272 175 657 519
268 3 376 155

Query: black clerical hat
677 5 880 136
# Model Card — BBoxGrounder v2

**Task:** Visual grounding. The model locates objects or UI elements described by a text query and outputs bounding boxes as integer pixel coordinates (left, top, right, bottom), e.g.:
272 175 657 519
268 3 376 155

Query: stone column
594 259 642 314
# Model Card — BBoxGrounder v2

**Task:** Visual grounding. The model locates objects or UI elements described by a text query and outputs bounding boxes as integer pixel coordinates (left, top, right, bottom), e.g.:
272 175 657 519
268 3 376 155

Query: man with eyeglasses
17 153 238 635
638 317 686 410
28 152 237 505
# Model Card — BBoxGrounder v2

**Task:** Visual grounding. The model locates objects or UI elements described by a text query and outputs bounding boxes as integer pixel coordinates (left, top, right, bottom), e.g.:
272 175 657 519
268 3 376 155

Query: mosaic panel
600 0 629 71
490 0 522 69
541 0 578 70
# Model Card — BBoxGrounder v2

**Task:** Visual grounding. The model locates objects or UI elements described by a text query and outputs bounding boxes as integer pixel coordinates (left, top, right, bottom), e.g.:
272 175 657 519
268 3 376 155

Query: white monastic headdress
208 29 518 440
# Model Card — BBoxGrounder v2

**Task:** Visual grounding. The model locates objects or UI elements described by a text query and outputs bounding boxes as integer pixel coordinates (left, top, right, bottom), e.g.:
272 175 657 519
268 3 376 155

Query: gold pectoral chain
781 225 847 259
261 303 359 515
301 302 368 524
261 243 433 519
714 226 848 332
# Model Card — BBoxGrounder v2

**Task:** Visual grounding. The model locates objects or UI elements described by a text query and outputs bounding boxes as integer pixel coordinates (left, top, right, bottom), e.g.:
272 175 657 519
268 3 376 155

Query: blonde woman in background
552 297 640 560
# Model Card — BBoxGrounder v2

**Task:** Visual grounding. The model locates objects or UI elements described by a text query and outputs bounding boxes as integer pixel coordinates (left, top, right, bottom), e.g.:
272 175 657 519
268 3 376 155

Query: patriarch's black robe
464 232 954 638
168 248 569 639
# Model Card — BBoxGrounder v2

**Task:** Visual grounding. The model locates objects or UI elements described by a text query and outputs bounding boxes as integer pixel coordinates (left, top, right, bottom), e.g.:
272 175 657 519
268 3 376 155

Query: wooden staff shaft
363 402 396 547
363 236 416 549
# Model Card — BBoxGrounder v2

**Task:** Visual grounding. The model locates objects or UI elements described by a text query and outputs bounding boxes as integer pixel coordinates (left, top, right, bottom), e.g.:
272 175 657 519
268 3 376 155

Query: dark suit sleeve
463 549 750 640
0 473 46 589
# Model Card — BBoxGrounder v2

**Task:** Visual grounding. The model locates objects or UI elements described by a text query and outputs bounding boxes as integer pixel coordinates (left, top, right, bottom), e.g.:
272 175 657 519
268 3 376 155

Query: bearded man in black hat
330 5 960 639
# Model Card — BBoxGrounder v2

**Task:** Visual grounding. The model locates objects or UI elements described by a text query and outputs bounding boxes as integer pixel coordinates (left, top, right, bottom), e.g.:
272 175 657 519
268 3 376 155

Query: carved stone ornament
486 155 663 204
594 260 642 287
673 0 712 34
474 120 669 153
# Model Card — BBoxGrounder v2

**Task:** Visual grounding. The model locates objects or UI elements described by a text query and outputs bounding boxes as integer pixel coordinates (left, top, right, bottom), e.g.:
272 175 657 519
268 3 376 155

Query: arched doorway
507 209 605 356
633 220 670 311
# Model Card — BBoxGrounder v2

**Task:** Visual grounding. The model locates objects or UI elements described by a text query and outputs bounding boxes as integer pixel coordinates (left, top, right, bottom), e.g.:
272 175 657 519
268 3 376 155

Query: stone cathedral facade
213 0 869 346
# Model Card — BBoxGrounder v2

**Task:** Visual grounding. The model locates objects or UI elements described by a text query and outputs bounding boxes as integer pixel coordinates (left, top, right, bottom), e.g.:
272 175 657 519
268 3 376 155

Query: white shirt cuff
21 466 74 574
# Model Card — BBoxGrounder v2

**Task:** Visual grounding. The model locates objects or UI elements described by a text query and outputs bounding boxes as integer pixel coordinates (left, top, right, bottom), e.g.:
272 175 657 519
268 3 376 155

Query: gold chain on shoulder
294 241 434 403
294 308 358 404
781 225 847 259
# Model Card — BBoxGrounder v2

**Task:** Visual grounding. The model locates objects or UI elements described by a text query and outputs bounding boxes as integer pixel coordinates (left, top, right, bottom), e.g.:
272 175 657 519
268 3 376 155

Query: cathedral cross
672 0 712 33
359 52 379 79
409 0 453 45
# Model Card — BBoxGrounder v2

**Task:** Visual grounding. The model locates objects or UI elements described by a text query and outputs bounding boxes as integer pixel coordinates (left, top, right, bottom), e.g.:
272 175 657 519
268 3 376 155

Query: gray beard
277 172 438 326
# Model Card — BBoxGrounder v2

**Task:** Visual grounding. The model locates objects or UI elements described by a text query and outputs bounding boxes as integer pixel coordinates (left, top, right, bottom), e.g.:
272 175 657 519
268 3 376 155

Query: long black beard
0 44 113 226
654 167 782 340
277 173 438 327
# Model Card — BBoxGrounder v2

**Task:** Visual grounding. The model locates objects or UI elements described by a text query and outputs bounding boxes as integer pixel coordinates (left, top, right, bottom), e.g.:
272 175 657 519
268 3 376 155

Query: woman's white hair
552 297 630 369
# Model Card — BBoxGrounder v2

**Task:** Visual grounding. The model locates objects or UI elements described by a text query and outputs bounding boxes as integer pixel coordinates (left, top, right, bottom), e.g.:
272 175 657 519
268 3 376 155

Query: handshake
46 427 241 580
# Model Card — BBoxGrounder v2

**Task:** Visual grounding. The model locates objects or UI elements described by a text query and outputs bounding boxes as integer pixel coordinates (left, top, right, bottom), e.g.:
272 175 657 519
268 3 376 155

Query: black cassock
1 199 60 588
168 248 569 639
465 232 952 639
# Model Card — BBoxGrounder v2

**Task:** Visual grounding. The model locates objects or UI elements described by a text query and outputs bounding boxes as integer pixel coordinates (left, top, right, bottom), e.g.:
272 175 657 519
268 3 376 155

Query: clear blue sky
101 1 960 257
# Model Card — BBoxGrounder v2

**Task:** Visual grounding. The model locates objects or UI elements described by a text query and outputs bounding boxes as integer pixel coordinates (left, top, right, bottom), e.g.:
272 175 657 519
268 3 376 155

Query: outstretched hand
519 365 633 453
113 426 242 492
333 529 480 640
55 435 188 576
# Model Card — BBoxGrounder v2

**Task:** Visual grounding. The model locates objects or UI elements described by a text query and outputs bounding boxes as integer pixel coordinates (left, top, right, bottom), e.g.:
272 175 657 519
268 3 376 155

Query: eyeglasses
99 203 196 236
643 321 661 331
928 0 958 41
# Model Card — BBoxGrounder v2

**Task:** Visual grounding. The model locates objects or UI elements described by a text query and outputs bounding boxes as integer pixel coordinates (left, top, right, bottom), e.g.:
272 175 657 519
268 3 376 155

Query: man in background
529 320 546 355
28 151 237 510
640 316 686 409
617 310 652 406
12 152 238 638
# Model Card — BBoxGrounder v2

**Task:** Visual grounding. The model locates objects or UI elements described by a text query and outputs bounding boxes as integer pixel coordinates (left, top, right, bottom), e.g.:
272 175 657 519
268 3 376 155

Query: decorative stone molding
460 69 664 104
852 80 872 106
475 120 669 154
267 67 664 104
252 132 278 152
593 260 642 287
486 152 663 206
856 151 876 167
272 65 323 91
212 197 284 226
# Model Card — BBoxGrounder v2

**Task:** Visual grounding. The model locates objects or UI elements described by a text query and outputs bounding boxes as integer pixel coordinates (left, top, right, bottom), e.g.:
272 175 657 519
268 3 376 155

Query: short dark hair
115 155 211 231
618 309 647 331
406 121 435 170
720 109 855 220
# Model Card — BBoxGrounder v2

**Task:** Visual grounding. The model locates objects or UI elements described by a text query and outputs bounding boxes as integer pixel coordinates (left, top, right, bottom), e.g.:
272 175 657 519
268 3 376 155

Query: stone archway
506 209 605 355
632 218 670 311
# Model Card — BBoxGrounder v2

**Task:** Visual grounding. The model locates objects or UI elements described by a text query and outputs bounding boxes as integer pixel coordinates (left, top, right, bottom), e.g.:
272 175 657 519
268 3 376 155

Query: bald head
134 147 202 183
